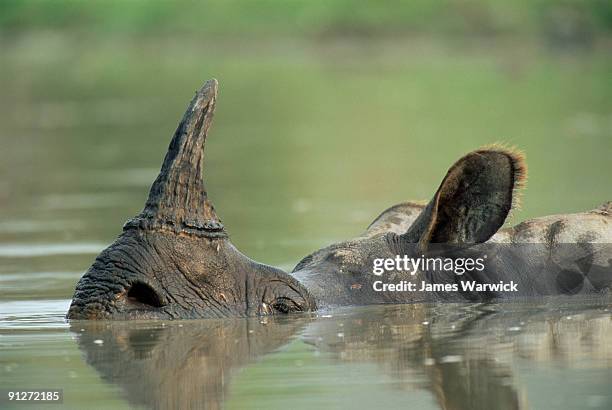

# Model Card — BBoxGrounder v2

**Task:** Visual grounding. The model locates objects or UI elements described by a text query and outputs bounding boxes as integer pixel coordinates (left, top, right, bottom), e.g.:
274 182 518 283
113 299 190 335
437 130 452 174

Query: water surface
2 298 612 409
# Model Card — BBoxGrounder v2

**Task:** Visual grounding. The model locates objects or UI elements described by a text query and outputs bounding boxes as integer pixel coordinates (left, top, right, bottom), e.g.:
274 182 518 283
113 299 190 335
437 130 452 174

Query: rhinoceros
67 80 611 319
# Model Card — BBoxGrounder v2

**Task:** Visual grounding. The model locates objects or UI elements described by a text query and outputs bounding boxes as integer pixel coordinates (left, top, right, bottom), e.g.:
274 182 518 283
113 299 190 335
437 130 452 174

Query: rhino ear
402 147 526 246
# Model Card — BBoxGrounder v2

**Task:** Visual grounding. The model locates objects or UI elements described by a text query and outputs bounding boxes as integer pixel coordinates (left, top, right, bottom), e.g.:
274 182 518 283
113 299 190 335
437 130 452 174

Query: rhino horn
125 79 225 237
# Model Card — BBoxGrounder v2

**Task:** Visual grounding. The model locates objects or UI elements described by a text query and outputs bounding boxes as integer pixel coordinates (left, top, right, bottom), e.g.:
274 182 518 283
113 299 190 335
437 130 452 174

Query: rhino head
67 80 525 319
291 147 526 306
67 80 315 319
69 79 609 320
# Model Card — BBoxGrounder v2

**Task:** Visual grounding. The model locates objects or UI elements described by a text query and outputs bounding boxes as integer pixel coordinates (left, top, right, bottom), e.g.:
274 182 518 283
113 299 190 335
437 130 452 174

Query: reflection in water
74 298 612 410
72 316 310 410
307 301 612 410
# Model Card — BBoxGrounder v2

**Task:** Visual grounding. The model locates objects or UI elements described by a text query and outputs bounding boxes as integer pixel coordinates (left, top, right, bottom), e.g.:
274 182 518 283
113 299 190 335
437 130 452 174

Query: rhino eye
127 282 164 308
271 297 302 314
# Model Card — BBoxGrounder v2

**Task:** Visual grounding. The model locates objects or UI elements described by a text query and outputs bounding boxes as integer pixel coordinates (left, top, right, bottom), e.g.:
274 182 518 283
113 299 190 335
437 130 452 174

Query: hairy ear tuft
479 143 527 216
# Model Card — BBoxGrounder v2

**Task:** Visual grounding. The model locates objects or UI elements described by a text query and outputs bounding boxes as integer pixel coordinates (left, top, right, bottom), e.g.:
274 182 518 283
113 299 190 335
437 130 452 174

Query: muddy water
1 34 611 409
2 300 612 409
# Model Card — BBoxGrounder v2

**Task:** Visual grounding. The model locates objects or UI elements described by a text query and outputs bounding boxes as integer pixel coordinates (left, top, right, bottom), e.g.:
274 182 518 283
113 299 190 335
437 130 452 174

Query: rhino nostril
126 282 164 308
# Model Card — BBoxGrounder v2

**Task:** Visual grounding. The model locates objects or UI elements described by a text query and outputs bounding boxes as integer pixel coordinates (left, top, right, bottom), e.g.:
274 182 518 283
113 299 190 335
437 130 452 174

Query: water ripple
0 243 105 257
0 299 70 330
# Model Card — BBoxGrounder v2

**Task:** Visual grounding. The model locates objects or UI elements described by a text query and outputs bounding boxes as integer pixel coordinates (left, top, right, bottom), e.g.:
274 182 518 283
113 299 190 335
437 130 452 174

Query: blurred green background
0 0 611 271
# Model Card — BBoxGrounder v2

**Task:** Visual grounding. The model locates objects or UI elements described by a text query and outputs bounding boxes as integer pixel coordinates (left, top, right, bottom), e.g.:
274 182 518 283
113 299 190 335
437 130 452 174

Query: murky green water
2 300 612 409
1 29 611 409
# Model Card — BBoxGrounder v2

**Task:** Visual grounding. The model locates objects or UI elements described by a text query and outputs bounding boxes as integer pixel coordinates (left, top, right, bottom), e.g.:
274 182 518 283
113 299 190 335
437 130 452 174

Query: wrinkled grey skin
68 79 612 320
68 80 315 319
292 201 612 307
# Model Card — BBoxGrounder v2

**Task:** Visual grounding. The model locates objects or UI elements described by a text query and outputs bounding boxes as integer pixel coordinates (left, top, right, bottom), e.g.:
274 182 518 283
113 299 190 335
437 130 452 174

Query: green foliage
1 0 611 40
